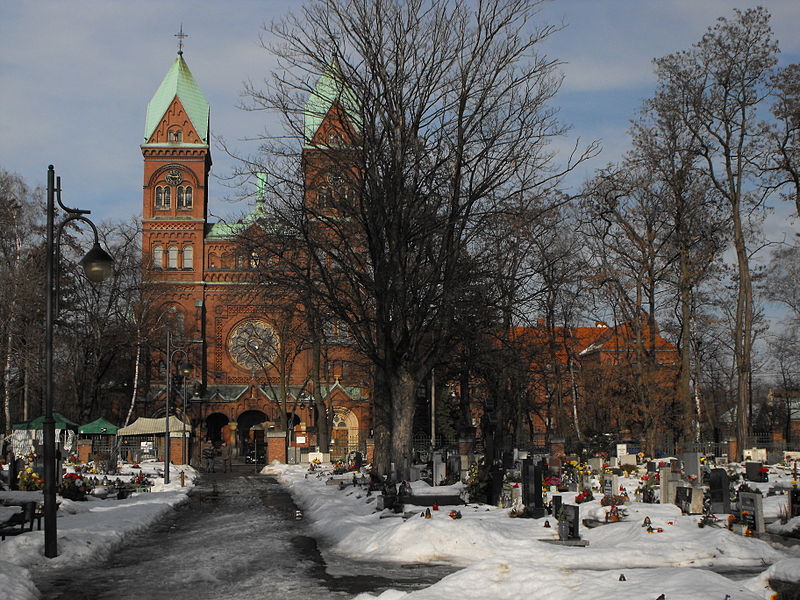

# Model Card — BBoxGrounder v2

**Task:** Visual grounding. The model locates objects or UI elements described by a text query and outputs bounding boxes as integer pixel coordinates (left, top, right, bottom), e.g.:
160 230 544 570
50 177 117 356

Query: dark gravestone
530 461 546 517
745 462 768 483
551 494 563 518
709 468 730 514
789 488 800 518
447 455 461 483
558 504 580 541
641 486 656 504
675 486 691 515
647 461 657 473
488 462 505 506
502 451 514 470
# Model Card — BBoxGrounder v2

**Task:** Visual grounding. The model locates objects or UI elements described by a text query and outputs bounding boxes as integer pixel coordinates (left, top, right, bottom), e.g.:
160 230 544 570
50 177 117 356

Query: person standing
220 442 233 473
202 439 216 473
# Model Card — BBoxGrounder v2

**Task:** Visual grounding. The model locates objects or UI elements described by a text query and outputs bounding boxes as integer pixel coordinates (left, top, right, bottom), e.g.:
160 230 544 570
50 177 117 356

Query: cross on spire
175 24 188 56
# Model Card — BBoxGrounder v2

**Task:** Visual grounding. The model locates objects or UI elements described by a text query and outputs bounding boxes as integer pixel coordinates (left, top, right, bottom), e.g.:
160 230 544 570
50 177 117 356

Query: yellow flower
25 467 33 474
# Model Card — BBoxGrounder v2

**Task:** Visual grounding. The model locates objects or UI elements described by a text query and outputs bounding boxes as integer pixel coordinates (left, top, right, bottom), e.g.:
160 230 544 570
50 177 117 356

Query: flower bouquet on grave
574 490 594 504
59 472 92 501
18 467 44 491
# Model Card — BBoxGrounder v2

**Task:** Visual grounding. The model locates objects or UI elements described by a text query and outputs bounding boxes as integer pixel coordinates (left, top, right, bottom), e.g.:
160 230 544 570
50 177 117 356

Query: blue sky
1 0 799 234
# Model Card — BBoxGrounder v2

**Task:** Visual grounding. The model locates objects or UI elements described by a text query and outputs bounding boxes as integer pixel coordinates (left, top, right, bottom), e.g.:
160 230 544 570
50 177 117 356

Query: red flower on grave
759 467 769 473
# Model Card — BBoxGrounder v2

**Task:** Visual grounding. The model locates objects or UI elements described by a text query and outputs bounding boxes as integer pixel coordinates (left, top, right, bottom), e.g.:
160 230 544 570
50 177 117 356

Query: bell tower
141 47 210 340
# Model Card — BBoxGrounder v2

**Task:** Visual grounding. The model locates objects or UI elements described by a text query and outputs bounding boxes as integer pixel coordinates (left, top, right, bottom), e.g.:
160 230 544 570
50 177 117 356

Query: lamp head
180 363 193 377
80 242 114 282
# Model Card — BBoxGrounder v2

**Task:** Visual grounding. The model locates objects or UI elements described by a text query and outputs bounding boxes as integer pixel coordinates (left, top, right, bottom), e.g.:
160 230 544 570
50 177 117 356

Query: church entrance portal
238 410 267 460
205 413 229 444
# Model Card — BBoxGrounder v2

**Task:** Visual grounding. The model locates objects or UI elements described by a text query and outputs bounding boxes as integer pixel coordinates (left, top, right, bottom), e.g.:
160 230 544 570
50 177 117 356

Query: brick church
140 49 370 459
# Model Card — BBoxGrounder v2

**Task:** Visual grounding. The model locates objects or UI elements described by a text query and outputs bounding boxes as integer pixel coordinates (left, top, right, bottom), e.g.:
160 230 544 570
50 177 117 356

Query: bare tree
239 0 594 476
0 168 44 431
653 7 779 458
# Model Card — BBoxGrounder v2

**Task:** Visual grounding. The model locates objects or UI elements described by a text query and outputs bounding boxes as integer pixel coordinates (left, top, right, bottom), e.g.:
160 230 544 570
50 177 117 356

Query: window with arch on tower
155 186 171 210
167 246 179 269
177 186 193 210
168 129 183 143
182 246 193 270
152 245 164 269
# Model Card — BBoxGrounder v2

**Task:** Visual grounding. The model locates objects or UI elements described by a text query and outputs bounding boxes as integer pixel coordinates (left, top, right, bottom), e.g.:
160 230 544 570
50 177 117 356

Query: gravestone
432 452 446 485
745 462 768 483
670 458 681 473
447 455 461 483
646 461 657 473
681 452 701 482
675 486 704 515
488 462 505 506
739 491 765 535
558 504 580 541
603 475 620 497
409 464 424 482
528 461 546 517
659 467 680 505
789 487 800 518
616 443 628 457
588 457 604 472
619 454 637 467
745 448 767 463
502 451 514 469
709 468 730 514
551 494 562 518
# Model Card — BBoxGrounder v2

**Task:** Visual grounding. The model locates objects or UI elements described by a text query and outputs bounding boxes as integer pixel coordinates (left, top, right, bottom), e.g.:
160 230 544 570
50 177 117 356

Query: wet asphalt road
33 468 455 600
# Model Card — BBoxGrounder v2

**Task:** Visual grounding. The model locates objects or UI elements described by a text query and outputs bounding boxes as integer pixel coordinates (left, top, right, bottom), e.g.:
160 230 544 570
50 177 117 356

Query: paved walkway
33 468 453 600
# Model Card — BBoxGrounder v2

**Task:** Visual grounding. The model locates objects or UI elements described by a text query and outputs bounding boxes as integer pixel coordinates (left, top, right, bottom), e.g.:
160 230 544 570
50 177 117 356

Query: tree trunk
3 323 13 432
388 366 417 481
124 340 142 427
732 202 753 460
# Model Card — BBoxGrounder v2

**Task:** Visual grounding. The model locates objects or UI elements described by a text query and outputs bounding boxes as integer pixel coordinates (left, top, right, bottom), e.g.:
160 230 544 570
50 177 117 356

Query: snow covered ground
0 457 798 599
0 460 197 600
271 463 800 600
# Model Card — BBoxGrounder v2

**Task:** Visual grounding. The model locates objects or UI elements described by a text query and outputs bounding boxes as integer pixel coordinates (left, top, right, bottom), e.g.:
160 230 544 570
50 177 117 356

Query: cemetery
274 445 800 598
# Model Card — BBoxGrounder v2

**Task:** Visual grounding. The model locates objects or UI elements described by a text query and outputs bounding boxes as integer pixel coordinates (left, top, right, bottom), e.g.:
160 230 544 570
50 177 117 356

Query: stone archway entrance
238 410 267 459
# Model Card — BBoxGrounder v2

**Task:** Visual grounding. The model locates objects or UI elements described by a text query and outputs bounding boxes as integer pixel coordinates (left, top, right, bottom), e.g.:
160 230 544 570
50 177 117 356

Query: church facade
140 51 370 459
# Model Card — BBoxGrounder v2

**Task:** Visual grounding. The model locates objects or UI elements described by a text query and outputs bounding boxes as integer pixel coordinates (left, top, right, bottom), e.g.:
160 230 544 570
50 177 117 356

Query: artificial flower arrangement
574 490 594 504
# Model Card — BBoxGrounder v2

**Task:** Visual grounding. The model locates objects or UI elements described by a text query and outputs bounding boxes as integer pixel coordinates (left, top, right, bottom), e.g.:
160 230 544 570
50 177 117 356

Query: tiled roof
144 54 209 143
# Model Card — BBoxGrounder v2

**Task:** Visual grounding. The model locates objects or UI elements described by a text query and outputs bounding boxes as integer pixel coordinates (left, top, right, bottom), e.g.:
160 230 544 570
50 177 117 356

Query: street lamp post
163 331 200 483
44 165 114 558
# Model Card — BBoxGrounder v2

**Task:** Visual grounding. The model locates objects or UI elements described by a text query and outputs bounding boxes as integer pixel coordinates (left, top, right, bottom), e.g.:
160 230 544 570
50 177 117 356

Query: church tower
141 49 210 341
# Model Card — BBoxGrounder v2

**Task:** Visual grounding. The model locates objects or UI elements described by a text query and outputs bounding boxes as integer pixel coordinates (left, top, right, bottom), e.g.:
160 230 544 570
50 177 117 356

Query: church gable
146 97 205 145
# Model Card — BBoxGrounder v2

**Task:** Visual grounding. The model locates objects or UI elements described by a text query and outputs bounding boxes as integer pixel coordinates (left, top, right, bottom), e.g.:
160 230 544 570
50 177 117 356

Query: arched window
182 246 193 270
152 245 163 269
168 129 183 143
177 186 193 210
236 255 246 269
208 253 218 269
318 187 333 209
167 246 179 269
155 186 170 210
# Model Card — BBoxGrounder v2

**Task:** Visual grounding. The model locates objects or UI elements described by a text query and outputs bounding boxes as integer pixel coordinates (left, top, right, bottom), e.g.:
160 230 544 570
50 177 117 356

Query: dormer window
328 132 344 147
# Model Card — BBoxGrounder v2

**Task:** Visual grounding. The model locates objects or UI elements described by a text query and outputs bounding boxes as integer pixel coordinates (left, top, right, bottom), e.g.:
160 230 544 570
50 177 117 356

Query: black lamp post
163 332 200 483
44 165 114 558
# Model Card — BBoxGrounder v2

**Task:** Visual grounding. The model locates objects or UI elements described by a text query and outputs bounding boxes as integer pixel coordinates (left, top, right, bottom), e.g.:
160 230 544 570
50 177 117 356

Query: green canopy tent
78 418 118 435
12 412 79 431
78 418 118 462
10 412 79 457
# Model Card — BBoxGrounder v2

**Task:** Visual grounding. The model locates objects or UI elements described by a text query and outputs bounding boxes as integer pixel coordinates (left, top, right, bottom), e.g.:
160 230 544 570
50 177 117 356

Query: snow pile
275 464 796 600
0 461 197 600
